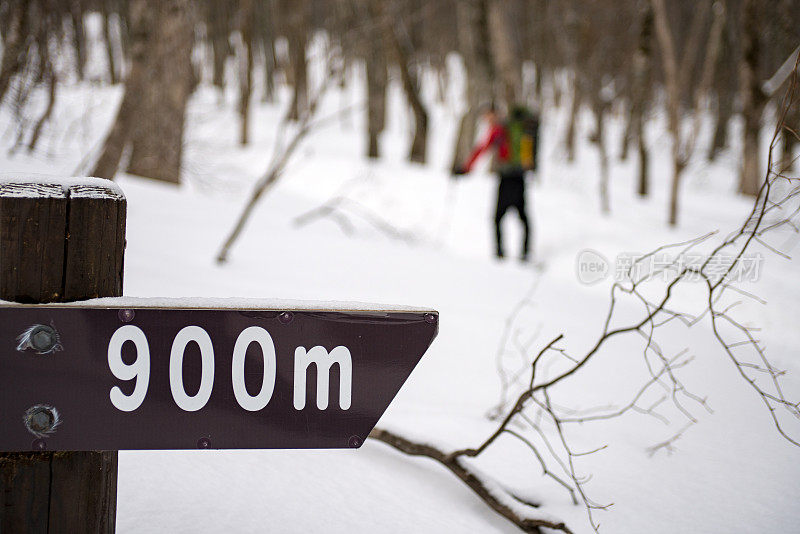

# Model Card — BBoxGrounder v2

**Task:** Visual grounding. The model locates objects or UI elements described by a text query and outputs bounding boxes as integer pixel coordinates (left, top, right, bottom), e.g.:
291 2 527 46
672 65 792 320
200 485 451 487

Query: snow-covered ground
1 49 799 533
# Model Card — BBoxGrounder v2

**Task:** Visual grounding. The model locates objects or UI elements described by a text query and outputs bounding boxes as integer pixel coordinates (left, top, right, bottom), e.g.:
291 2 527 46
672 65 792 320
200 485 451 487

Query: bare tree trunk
238 0 254 145
433 59 447 104
631 2 653 196
283 0 309 122
117 1 130 58
707 4 738 162
552 69 562 107
365 42 387 158
668 160 686 226
619 101 633 161
93 0 196 183
397 57 428 163
69 0 86 81
208 0 231 92
359 0 388 158
652 0 689 226
780 129 797 173
257 0 277 103
126 0 195 183
565 83 580 162
636 116 649 197
738 0 766 196
451 0 493 170
780 106 798 173
101 2 118 84
27 61 56 152
708 87 732 160
92 0 152 180
591 99 611 214
486 0 520 105
376 1 428 164
776 0 798 173
533 64 543 104
652 0 723 225
0 0 31 104
451 81 480 170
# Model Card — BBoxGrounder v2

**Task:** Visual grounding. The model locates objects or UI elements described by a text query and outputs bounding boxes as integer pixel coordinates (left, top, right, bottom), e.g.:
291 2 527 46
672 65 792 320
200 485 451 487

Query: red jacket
463 123 510 172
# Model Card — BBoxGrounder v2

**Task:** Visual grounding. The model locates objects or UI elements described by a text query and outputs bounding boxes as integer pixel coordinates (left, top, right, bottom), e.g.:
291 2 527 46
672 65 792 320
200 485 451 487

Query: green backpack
506 105 540 172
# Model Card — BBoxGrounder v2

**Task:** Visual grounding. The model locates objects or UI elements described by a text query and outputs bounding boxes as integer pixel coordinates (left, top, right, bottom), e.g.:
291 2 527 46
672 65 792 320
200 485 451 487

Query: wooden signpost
0 178 125 534
0 178 438 532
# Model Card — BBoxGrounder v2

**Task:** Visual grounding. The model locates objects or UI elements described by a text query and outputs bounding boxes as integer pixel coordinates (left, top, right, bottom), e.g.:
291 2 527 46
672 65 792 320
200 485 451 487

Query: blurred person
453 103 540 261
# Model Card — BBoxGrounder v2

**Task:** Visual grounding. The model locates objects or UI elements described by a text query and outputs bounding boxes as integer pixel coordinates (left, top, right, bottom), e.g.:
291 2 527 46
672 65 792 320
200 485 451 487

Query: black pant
495 168 530 258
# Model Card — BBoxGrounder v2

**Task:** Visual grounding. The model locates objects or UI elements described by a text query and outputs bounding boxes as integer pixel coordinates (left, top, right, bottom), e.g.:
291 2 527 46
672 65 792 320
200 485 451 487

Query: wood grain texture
0 180 125 533
0 183 67 303
63 186 126 301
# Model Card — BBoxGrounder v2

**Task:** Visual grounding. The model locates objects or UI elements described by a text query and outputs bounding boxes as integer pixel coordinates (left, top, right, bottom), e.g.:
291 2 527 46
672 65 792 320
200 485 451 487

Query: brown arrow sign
0 302 438 451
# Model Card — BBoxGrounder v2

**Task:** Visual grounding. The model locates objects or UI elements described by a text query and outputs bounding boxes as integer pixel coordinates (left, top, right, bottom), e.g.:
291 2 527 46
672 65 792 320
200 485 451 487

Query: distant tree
706 4 738 162
238 0 255 145
68 0 87 81
204 0 233 95
629 1 654 197
0 0 33 104
738 0 766 197
373 0 428 164
93 0 197 183
450 0 493 172
652 0 725 225
100 0 120 84
256 0 277 103
361 0 388 159
280 0 309 122
486 0 520 105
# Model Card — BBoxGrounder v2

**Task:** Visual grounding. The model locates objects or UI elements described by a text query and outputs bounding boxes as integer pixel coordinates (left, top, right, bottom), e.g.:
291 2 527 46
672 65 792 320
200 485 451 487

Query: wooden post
0 179 125 534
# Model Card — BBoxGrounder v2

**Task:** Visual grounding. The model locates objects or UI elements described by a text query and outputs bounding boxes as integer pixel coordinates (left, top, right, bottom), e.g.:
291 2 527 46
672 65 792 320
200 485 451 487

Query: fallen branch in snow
645 422 694 457
293 196 419 244
369 59 800 534
369 428 573 534
487 276 543 420
215 64 339 264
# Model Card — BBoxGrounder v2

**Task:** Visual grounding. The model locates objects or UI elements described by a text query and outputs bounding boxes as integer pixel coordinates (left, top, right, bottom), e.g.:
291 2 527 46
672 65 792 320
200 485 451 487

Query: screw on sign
24 405 61 438
16 324 62 354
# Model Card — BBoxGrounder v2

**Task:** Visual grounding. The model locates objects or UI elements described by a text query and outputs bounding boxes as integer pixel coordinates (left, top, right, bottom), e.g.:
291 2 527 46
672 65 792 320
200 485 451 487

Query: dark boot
495 211 506 258
518 207 530 261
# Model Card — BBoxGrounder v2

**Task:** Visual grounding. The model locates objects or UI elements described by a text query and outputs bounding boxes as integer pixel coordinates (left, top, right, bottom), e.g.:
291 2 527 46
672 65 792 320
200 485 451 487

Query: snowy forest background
1 0 799 532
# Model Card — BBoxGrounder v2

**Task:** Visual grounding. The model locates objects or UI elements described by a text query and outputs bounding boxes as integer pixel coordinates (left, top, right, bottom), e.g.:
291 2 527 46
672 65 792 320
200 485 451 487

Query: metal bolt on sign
24 405 61 438
16 324 62 354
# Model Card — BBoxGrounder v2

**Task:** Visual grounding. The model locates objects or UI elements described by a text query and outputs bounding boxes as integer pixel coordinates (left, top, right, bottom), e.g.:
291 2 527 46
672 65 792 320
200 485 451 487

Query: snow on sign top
0 174 124 200
0 296 435 313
